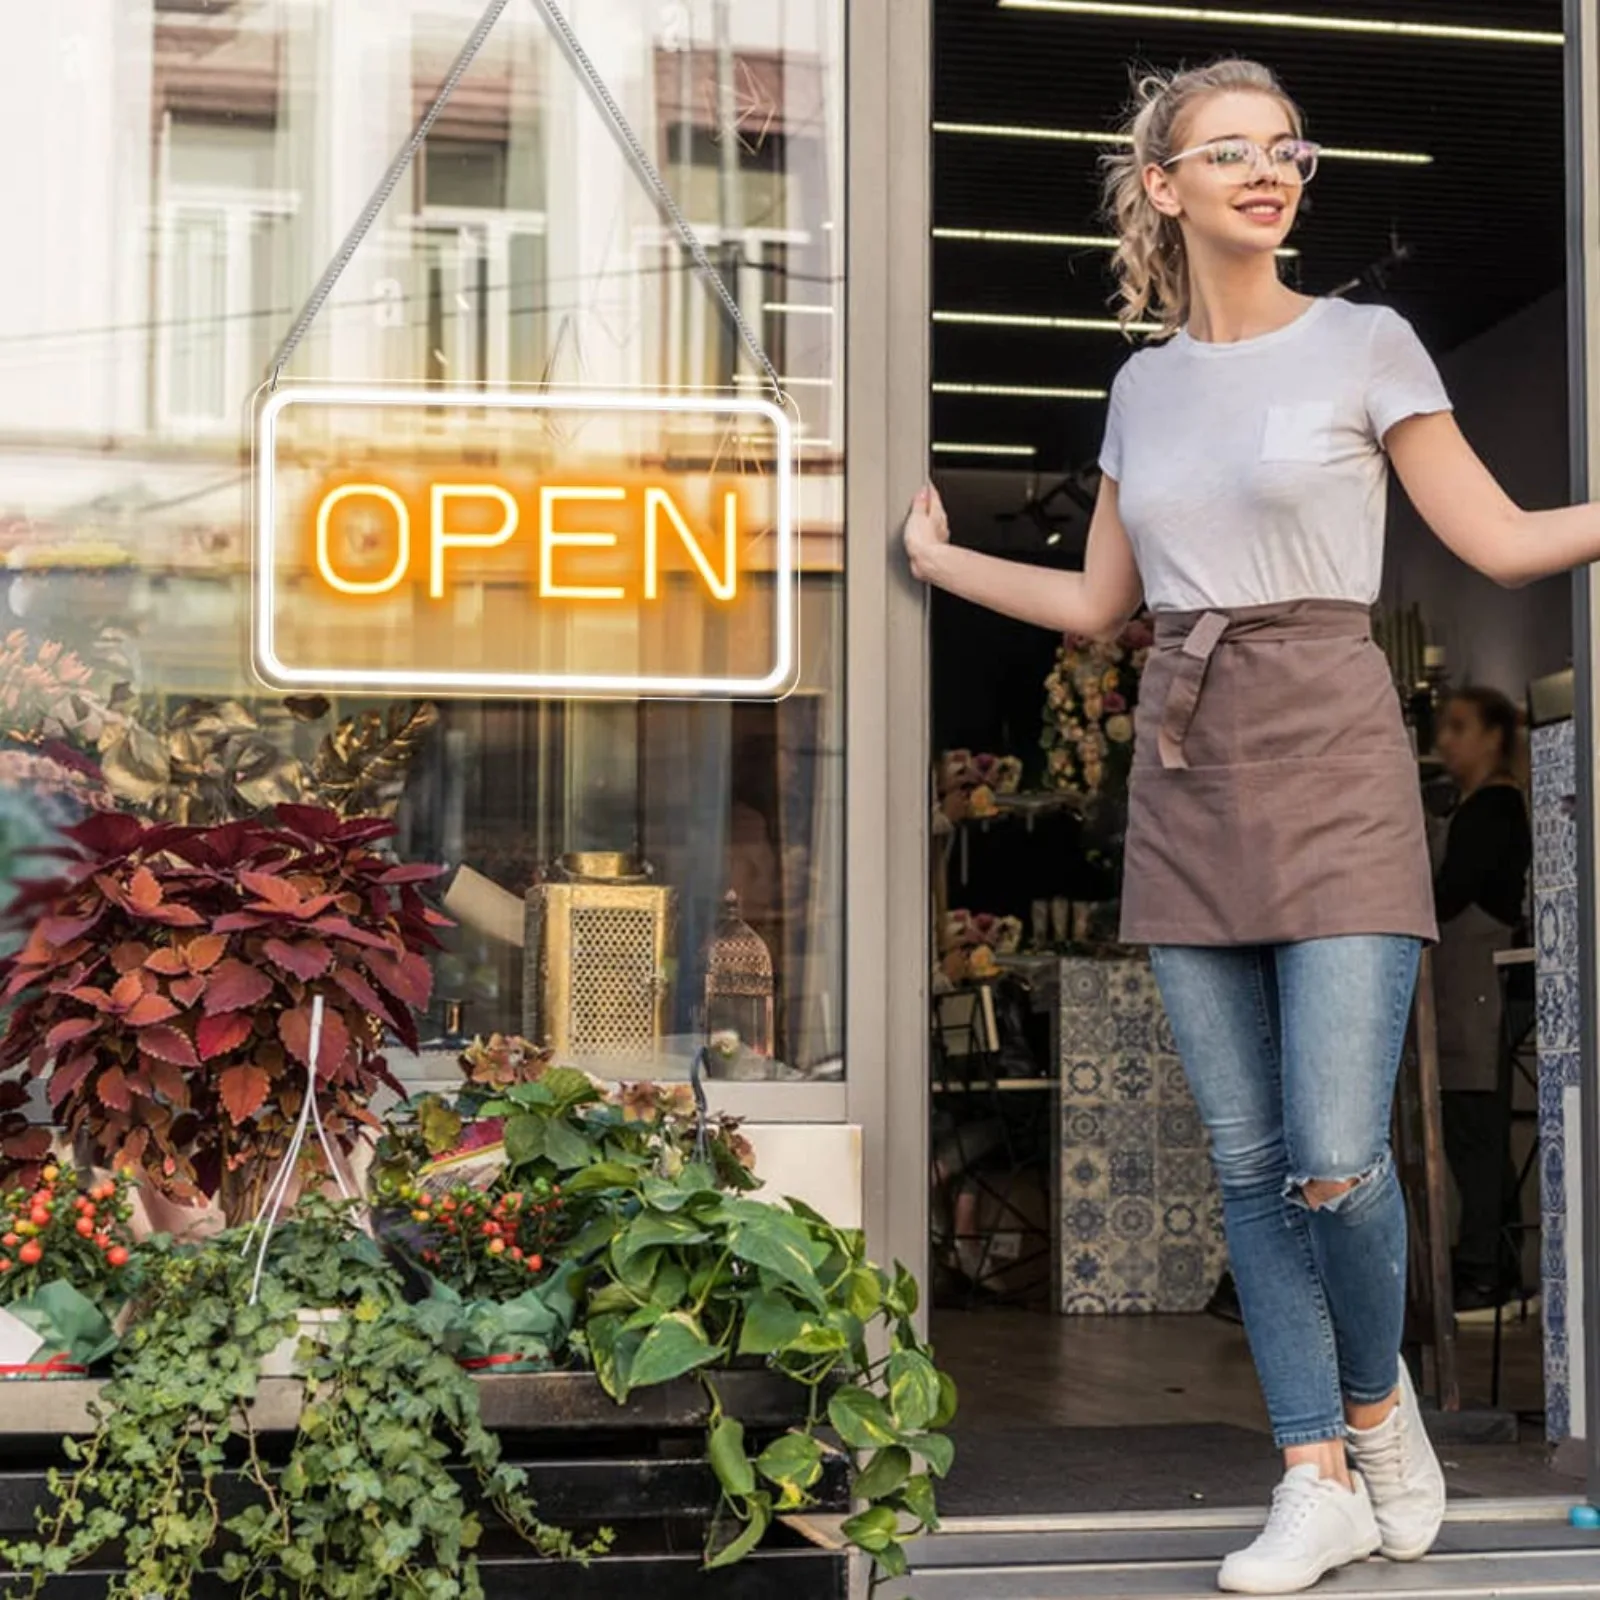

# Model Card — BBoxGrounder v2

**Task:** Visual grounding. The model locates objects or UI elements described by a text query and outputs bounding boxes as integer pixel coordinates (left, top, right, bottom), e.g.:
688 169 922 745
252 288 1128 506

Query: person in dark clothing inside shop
1432 687 1532 1316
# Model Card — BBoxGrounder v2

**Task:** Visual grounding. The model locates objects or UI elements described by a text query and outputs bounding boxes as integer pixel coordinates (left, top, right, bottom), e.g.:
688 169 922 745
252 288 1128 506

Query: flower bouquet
1040 616 1154 800
0 1165 139 1378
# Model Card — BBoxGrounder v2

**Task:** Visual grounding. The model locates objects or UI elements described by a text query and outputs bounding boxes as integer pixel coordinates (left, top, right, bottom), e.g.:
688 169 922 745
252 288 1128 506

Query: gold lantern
703 890 775 1077
523 853 674 1062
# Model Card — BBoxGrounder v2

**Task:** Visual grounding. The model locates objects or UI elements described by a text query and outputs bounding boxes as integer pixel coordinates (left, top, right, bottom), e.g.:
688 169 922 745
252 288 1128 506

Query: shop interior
923 0 1577 1515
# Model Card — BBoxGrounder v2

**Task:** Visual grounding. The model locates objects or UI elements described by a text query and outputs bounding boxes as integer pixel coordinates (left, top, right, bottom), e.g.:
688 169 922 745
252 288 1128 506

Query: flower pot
259 1309 341 1377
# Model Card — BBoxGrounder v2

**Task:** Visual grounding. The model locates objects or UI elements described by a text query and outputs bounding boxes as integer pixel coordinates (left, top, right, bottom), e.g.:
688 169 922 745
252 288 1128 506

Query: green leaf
588 1282 640 1318
716 1200 828 1310
902 1472 939 1530
587 1313 642 1402
563 1160 644 1195
873 1539 910 1579
755 1431 824 1499
539 1066 605 1110
888 1350 942 1432
417 1096 464 1155
827 1388 900 1451
852 1444 911 1503
910 1431 955 1479
841 1504 900 1554
502 1113 546 1167
886 1263 920 1320
614 1245 663 1298
541 1117 594 1172
614 1210 711 1272
737 1291 807 1356
931 1371 960 1431
841 1267 884 1322
705 1491 771 1568
626 1311 721 1390
652 1259 690 1310
708 1415 756 1499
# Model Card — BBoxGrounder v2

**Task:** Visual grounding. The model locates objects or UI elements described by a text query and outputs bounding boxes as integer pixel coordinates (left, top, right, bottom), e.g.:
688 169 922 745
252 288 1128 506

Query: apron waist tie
1152 601 1375 772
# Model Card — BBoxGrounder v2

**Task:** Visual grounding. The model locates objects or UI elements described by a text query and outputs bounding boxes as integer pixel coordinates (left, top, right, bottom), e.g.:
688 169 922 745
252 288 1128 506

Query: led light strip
994 0 1563 47
934 382 1108 400
933 226 1300 259
934 121 1433 165
254 385 797 698
762 301 834 316
935 310 1161 335
933 442 1039 457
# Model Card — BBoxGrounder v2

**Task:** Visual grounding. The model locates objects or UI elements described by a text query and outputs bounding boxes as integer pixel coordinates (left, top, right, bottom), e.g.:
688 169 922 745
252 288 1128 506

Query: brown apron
1432 903 1513 1092
1120 600 1436 948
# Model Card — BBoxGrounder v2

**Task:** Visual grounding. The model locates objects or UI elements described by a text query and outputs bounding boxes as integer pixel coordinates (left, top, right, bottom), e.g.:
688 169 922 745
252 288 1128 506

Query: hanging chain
528 0 782 396
265 0 782 398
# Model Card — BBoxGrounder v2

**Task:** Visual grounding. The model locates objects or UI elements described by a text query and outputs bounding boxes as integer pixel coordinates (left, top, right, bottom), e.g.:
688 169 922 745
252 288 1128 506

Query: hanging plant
0 805 447 1223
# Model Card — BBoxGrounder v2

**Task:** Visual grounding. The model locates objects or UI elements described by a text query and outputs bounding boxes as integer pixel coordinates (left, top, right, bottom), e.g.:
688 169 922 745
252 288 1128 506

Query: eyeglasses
1163 138 1321 185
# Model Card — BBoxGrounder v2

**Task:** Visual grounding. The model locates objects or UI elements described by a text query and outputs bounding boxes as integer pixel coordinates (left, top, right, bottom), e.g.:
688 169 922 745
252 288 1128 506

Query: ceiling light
933 442 1039 457
934 382 1108 400
935 121 1432 165
935 310 1162 335
932 226 1300 259
995 0 1563 47
763 302 834 316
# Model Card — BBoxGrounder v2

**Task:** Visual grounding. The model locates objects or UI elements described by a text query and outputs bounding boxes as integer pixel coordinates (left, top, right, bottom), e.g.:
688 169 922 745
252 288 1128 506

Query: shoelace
1354 1413 1409 1493
1260 1475 1324 1544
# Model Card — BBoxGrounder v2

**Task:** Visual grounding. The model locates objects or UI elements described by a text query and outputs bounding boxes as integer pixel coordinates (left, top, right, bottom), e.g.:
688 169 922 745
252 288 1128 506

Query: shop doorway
919 0 1582 1522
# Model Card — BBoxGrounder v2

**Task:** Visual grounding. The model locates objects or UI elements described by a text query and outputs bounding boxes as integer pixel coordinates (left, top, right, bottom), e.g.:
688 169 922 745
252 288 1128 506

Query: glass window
0 0 845 1085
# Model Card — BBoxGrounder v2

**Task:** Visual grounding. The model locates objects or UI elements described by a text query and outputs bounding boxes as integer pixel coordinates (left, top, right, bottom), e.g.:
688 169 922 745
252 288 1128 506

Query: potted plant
0 1163 138 1379
0 804 447 1225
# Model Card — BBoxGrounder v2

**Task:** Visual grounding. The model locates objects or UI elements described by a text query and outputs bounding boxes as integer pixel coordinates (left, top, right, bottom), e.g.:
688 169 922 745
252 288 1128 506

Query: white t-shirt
1098 296 1452 613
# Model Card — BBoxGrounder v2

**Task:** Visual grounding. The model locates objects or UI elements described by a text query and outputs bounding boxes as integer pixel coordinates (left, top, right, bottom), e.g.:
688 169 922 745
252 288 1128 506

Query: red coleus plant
0 806 448 1225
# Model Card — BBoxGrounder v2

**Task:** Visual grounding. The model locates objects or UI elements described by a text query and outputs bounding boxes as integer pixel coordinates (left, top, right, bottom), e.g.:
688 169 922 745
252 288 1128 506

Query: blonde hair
1102 59 1303 338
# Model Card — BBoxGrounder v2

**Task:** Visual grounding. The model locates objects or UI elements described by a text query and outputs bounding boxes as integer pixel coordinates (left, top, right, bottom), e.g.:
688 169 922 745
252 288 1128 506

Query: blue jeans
1150 936 1420 1448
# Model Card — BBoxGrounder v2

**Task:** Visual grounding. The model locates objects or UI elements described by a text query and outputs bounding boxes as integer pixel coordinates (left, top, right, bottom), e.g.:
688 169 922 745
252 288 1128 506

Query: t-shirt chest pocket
1259 401 1339 463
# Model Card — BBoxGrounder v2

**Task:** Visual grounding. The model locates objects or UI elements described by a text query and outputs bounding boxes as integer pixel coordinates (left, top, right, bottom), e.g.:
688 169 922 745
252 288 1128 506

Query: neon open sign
253 386 797 698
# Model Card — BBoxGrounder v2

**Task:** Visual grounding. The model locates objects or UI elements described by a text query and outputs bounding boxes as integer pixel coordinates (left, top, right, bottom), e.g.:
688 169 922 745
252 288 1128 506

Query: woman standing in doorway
905 58 1600 1595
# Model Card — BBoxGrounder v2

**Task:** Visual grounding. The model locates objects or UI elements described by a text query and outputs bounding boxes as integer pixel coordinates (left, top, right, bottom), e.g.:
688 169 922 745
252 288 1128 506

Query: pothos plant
0 1198 599 1599
0 805 447 1224
478 1067 958 1578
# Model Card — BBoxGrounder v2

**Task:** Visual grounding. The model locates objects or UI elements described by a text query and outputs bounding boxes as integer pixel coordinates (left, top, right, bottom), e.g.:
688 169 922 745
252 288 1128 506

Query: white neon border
254 384 797 698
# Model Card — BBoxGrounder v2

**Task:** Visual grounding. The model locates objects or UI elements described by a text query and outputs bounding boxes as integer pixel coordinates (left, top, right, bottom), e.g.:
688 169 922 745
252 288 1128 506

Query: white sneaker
1346 1361 1447 1561
1218 1464 1380 1594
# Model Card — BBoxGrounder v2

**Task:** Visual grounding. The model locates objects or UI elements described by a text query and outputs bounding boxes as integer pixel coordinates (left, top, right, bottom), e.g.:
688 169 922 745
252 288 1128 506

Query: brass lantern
703 890 775 1077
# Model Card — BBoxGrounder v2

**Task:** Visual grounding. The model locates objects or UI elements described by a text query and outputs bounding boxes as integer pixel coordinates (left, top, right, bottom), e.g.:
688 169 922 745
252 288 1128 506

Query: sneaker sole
1218 1541 1380 1594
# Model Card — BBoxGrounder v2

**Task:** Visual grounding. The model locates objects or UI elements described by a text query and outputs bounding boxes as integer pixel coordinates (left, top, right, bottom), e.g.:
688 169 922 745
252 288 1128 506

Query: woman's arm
1387 412 1600 588
902 477 1143 637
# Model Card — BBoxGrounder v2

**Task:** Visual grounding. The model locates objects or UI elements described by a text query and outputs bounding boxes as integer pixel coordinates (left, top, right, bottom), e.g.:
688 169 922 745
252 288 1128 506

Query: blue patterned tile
1538 973 1576 1052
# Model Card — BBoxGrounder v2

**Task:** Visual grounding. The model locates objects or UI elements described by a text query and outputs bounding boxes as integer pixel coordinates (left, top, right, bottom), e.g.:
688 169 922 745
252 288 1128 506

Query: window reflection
0 0 845 1084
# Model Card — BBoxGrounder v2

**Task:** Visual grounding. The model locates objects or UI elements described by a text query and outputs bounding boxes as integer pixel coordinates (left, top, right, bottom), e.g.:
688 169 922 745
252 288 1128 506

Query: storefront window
0 0 845 1083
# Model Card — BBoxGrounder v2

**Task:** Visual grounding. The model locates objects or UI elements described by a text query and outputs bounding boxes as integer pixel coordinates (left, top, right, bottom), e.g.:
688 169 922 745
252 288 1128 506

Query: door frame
844 0 933 1324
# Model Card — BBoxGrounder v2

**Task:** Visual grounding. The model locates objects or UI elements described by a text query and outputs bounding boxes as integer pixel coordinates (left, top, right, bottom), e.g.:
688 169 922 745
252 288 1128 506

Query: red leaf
110 941 152 975
96 1065 133 1112
377 863 444 885
170 974 207 1009
48 1051 97 1107
309 917 395 952
278 1004 352 1079
40 907 104 944
144 904 205 928
66 985 115 1012
237 870 304 913
139 1027 199 1067
126 866 163 913
126 993 180 1028
64 811 145 858
263 938 332 981
218 1064 271 1123
45 1017 97 1053
14 924 55 968
144 948 188 976
197 1011 253 1063
330 965 387 1018
212 913 268 934
184 934 227 973
110 972 145 1011
145 1057 191 1105
366 951 432 1010
203 960 274 1015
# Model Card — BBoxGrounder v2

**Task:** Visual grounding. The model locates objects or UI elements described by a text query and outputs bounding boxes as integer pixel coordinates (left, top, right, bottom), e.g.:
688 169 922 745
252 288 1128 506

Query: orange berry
75 1218 94 1238
28 1210 48 1229
509 1246 523 1262
527 1254 543 1273
487 1239 506 1256
18 1241 42 1266
106 1246 128 1269
0 1259 11 1273
1 1234 16 1249
40 1166 58 1184
93 1233 109 1249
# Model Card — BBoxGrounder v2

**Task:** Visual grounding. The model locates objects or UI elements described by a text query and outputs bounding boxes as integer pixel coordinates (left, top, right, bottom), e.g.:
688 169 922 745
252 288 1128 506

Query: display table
1057 952 1228 1314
